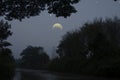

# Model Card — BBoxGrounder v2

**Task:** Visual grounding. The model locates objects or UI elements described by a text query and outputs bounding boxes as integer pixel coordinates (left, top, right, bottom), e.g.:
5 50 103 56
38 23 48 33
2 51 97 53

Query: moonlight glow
52 23 63 30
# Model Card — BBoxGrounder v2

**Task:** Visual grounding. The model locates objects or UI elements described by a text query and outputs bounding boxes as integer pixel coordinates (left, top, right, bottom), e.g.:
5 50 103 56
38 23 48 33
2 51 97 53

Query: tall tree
80 18 120 76
0 20 15 80
20 45 49 69
56 17 120 76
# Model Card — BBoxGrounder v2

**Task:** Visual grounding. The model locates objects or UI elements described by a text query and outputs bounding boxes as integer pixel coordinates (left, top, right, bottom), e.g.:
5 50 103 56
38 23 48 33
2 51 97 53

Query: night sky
7 0 120 58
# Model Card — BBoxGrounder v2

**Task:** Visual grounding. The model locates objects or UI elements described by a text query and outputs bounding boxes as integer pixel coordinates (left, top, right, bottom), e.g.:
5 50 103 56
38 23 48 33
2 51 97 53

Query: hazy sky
7 0 120 58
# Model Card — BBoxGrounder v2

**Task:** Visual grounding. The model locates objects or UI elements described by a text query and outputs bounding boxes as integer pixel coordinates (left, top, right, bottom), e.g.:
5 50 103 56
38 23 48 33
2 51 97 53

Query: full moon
52 23 63 30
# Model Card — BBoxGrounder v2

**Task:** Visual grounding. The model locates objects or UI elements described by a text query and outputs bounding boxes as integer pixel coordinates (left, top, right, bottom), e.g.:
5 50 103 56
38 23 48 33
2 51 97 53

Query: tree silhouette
0 0 118 21
20 45 50 69
53 17 120 76
0 0 80 21
0 20 12 48
0 20 15 80
57 31 86 58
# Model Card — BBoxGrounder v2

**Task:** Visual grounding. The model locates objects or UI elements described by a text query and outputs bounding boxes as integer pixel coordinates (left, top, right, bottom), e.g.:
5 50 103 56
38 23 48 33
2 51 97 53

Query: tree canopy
0 0 80 21
20 45 50 69
0 0 118 21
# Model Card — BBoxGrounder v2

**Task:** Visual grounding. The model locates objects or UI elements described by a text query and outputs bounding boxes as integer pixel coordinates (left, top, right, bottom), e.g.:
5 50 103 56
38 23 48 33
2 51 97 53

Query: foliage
57 30 87 58
80 18 120 76
20 45 50 69
0 0 80 21
49 17 120 77
0 0 118 21
0 20 15 80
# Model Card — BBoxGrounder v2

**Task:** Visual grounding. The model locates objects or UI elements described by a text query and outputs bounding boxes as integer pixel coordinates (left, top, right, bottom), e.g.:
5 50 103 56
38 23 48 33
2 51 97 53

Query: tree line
49 18 120 77
18 17 120 78
1 17 120 80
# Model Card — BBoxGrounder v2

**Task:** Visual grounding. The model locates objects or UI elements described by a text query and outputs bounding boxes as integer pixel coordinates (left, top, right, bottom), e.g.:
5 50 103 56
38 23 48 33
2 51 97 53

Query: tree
55 17 120 76
81 18 120 59
80 18 120 76
0 0 118 21
0 20 12 49
0 0 80 21
0 20 15 80
55 30 88 73
20 45 50 69
57 30 87 58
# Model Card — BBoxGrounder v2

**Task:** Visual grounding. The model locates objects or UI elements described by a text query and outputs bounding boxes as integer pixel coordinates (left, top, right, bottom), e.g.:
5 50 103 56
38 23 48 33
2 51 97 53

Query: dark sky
7 0 120 58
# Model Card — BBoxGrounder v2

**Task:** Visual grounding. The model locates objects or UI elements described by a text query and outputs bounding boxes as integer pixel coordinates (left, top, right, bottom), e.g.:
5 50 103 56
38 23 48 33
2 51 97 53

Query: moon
52 23 63 30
